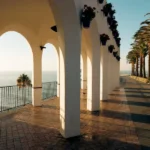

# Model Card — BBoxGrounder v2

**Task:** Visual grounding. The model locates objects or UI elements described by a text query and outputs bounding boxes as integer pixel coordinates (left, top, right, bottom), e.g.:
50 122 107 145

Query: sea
0 70 130 111
0 71 57 86
0 70 130 87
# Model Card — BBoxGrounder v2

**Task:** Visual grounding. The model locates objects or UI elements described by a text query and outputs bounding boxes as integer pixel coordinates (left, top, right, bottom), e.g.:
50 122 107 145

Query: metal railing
42 82 57 100
0 81 57 112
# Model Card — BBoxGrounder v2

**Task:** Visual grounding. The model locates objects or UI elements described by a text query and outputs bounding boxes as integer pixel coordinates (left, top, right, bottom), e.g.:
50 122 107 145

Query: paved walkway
0 76 150 150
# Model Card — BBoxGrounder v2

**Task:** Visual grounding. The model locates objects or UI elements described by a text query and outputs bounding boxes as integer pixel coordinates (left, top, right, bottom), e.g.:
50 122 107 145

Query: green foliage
17 74 31 88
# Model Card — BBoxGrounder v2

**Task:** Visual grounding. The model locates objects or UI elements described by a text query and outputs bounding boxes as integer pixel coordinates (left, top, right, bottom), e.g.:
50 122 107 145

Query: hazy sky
0 32 57 71
0 0 150 71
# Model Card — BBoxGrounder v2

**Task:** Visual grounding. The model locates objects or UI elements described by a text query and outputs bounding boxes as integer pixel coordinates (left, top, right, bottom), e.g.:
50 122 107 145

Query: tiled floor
0 76 150 150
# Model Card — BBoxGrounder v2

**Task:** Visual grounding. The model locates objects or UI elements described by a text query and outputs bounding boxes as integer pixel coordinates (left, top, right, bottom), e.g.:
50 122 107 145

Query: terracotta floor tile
0 77 150 149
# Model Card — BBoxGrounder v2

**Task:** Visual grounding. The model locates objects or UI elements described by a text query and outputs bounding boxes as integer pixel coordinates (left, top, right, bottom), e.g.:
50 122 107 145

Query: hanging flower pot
98 0 104 4
101 8 109 17
105 3 113 11
109 9 116 18
110 25 117 32
100 34 110 46
108 45 115 53
82 18 91 28
101 3 112 17
116 55 120 61
81 5 96 28
115 37 121 47
113 51 118 57
113 30 119 38
107 17 113 25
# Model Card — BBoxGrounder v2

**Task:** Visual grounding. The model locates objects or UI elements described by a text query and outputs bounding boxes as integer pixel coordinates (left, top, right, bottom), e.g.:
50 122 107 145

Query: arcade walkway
0 76 150 150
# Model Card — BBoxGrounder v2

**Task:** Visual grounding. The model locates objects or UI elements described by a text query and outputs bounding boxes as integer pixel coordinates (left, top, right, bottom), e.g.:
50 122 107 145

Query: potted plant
108 45 115 53
113 30 119 38
110 25 117 31
116 55 120 61
107 17 113 25
115 37 121 47
100 34 110 45
109 9 116 18
101 3 113 17
81 5 96 28
113 51 118 57
98 0 104 4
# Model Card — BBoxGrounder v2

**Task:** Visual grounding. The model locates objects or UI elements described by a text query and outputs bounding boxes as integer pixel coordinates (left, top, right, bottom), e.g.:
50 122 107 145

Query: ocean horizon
0 71 57 86
0 70 132 87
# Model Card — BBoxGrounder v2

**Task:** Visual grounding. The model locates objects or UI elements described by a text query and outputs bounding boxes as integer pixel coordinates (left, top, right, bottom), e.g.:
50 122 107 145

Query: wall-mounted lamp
40 46 46 50
50 26 57 32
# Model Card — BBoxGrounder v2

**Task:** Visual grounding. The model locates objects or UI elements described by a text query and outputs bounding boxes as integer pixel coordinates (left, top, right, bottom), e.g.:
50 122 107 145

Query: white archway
0 31 33 110
42 43 58 100
0 31 33 84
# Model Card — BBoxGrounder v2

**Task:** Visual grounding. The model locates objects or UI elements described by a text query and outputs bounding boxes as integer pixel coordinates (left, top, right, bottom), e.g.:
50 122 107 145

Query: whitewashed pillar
107 51 113 94
50 0 81 138
32 48 42 106
56 47 60 97
100 45 109 100
81 50 87 90
113 54 117 89
85 21 100 111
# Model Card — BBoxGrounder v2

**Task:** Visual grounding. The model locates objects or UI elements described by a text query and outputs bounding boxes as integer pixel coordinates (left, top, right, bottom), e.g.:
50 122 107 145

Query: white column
59 37 81 138
87 48 100 111
56 47 60 97
85 21 100 111
111 54 115 90
113 55 117 89
115 57 120 88
51 0 81 138
107 52 112 94
32 48 42 106
117 59 120 87
114 57 118 89
81 50 87 90
100 45 109 100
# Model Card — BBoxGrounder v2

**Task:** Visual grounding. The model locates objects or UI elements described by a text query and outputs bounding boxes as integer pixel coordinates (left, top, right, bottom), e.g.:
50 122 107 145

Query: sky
108 0 150 71
0 32 57 71
0 0 150 71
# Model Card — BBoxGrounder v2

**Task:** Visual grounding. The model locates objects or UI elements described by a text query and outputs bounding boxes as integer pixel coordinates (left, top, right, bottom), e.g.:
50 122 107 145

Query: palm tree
17 74 31 88
142 45 148 78
132 48 140 76
131 41 148 77
126 51 136 76
133 14 150 78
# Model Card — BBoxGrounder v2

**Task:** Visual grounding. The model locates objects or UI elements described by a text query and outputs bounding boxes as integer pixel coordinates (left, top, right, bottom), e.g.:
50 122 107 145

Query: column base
32 88 42 107
60 115 80 138
87 99 100 111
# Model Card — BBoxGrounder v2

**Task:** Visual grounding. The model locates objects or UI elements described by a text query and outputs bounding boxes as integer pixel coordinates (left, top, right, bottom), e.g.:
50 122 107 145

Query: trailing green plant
81 5 96 28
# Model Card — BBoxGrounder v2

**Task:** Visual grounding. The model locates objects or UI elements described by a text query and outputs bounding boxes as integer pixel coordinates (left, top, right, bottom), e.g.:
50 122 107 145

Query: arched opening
42 43 58 101
0 31 33 111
